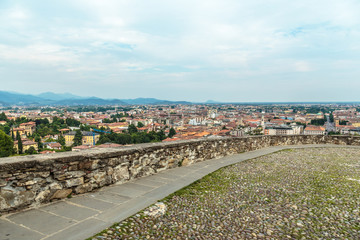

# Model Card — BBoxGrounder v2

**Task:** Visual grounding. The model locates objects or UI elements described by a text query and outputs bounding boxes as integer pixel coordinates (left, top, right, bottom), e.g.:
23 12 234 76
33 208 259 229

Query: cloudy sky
1 0 360 102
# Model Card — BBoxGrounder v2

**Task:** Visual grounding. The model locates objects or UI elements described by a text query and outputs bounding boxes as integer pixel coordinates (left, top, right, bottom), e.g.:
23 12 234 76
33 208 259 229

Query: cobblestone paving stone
90 148 360 239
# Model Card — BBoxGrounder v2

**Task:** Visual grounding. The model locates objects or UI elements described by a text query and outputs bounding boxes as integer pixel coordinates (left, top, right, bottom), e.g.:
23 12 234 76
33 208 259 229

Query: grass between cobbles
88 148 360 239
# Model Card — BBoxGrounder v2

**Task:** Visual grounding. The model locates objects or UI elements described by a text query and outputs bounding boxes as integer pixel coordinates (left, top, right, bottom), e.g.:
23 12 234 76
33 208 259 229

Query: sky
1 0 360 102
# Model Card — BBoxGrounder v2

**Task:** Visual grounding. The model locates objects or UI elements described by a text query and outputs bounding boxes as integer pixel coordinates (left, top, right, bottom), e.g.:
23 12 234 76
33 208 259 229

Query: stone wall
1 135 360 213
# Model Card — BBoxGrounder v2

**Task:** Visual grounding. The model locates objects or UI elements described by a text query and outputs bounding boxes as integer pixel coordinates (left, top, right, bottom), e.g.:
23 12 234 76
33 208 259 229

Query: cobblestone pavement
91 147 360 240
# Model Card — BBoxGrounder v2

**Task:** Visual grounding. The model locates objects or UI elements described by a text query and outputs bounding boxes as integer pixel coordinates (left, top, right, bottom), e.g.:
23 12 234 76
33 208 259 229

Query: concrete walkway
1 144 357 240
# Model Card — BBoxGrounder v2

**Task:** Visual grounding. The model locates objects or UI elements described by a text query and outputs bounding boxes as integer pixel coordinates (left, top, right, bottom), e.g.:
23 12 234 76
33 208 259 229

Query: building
12 121 36 138
264 126 294 135
304 125 326 135
19 122 36 135
64 131 100 146
14 140 38 153
230 129 245 137
44 142 62 150
349 128 360 135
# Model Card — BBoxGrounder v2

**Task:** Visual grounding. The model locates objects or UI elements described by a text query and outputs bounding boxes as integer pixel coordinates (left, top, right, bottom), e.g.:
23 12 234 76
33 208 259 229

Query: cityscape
1 99 360 158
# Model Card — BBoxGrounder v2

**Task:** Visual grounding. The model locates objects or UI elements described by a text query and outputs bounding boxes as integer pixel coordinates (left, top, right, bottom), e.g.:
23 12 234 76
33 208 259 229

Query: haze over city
1 0 360 102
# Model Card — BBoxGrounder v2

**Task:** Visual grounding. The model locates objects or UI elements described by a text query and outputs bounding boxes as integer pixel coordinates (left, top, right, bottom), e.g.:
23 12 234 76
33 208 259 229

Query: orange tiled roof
305 125 325 131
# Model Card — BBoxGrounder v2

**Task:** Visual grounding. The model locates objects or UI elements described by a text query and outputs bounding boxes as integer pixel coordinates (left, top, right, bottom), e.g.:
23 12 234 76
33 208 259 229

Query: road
325 115 336 133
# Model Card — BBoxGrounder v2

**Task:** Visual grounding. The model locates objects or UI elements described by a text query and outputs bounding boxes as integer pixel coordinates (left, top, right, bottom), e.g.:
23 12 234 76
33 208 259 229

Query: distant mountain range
0 91 192 106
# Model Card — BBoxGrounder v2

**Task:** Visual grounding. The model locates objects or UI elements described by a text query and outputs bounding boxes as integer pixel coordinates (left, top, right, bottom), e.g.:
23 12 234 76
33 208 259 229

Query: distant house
59 128 70 134
40 150 56 154
44 142 62 150
304 125 326 135
19 122 36 135
349 128 360 135
64 131 100 146
230 129 245 137
12 121 36 138
264 126 294 135
14 140 38 153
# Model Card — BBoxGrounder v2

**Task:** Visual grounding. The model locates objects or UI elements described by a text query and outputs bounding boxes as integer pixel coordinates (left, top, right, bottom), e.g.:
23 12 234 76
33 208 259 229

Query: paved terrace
1 144 358 240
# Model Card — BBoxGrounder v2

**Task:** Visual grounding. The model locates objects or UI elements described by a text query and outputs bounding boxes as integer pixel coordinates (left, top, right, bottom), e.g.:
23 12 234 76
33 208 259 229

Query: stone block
74 183 93 194
0 187 35 211
35 171 50 178
49 182 62 190
65 177 84 188
79 160 99 170
50 189 72 199
0 179 7 187
66 171 86 178
112 165 130 183
35 189 51 202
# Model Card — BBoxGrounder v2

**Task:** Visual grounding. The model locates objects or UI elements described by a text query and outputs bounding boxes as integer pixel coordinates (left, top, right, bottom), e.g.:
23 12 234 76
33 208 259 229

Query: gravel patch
89 148 360 239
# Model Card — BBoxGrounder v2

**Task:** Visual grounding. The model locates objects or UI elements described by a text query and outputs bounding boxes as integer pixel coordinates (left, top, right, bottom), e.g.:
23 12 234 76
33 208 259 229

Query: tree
339 120 348 125
102 118 113 123
65 118 80 127
156 130 166 141
16 131 23 154
25 146 37 155
0 129 14 157
73 130 83 146
128 124 138 134
0 112 8 121
80 124 92 131
310 119 325 126
34 135 43 150
58 134 65 146
168 127 176 138
0 124 10 134
137 122 144 128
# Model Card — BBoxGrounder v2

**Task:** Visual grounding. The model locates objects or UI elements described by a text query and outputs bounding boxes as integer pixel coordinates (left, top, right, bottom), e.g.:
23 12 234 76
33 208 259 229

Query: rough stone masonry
1 135 360 213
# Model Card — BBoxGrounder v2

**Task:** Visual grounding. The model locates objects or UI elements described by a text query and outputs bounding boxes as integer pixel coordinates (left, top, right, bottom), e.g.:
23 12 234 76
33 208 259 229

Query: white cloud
0 0 360 101
0 44 78 65
294 61 312 72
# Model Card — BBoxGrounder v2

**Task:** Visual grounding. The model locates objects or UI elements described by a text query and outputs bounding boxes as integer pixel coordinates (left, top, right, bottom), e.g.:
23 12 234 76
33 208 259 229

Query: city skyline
1 0 360 102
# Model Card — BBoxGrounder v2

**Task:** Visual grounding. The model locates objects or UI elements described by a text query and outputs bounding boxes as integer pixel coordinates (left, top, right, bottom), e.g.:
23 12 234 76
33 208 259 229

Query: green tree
102 118 113 123
156 130 166 141
58 134 66 146
34 135 43 150
168 127 176 138
0 129 14 157
25 146 37 155
62 146 72 151
0 112 8 121
310 119 325 126
128 124 138 134
339 120 348 125
16 131 23 154
137 122 144 128
73 130 83 146
65 118 80 127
